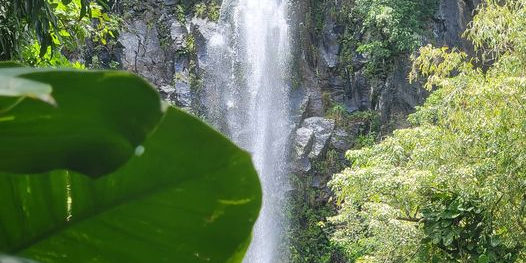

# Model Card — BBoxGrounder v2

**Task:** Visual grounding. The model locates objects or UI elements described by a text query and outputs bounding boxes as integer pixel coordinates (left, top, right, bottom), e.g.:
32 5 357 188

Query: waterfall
203 0 292 262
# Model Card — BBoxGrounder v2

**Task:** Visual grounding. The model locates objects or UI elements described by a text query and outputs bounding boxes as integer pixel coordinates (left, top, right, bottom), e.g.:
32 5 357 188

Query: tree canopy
329 0 526 262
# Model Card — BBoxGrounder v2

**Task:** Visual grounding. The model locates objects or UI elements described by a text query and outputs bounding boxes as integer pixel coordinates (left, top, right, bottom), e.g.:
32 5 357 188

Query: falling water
203 0 292 262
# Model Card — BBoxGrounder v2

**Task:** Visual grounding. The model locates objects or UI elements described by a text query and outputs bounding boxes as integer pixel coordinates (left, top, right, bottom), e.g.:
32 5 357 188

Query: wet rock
346 69 371 112
311 175 323 189
292 127 314 173
290 85 310 128
190 17 219 70
329 76 345 89
159 85 175 95
175 79 192 108
296 157 312 173
170 19 188 51
119 20 170 87
292 117 335 172
319 16 340 69
351 53 368 71
294 0 482 133
330 128 352 152
302 117 335 159
173 53 193 108
294 127 315 158
190 17 217 42
376 58 428 127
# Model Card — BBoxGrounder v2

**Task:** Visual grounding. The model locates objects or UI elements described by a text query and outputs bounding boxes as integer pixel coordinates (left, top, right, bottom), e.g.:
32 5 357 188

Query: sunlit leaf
0 67 163 177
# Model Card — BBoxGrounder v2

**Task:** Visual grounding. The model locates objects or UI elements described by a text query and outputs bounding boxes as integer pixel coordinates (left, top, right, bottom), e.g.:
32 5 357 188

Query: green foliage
349 110 381 133
326 104 380 131
330 0 526 262
354 132 377 149
21 43 86 68
314 149 345 176
185 34 197 54
338 0 438 78
287 148 349 263
22 0 119 67
326 104 348 126
0 63 53 103
175 4 187 23
193 1 220 22
173 1 220 23
194 3 207 18
0 0 117 64
0 255 39 263
288 199 339 263
207 1 221 22
420 192 520 262
288 173 345 263
0 65 261 263
325 106 380 149
50 0 117 46
308 0 326 35
1 0 62 59
0 65 162 176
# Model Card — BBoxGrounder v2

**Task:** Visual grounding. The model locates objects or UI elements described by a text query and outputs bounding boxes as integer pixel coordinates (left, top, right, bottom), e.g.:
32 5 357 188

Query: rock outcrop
292 117 335 172
433 0 481 51
119 19 171 88
118 0 219 110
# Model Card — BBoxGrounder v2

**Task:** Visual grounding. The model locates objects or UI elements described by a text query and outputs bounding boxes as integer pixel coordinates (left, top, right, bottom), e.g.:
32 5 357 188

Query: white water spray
204 0 292 262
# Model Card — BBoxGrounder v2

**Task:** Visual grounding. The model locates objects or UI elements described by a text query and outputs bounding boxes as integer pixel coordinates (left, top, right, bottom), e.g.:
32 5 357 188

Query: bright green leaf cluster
193 1 221 22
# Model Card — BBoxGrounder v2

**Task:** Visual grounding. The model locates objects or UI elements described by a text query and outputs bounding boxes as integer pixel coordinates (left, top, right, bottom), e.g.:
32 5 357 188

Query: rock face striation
117 0 218 111
293 117 335 172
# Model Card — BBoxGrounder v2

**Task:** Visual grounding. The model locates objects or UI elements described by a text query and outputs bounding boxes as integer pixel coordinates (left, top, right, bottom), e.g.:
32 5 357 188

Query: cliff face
117 0 219 113
294 0 480 130
116 0 479 127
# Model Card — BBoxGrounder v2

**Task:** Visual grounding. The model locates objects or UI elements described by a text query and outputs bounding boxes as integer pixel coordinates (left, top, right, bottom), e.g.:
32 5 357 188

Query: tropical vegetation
329 1 526 262
0 0 118 67
3 0 526 262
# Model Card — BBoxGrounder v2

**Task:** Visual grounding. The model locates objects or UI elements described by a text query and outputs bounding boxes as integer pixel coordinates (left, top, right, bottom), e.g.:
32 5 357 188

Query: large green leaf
0 67 163 177
0 108 261 263
0 68 261 263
